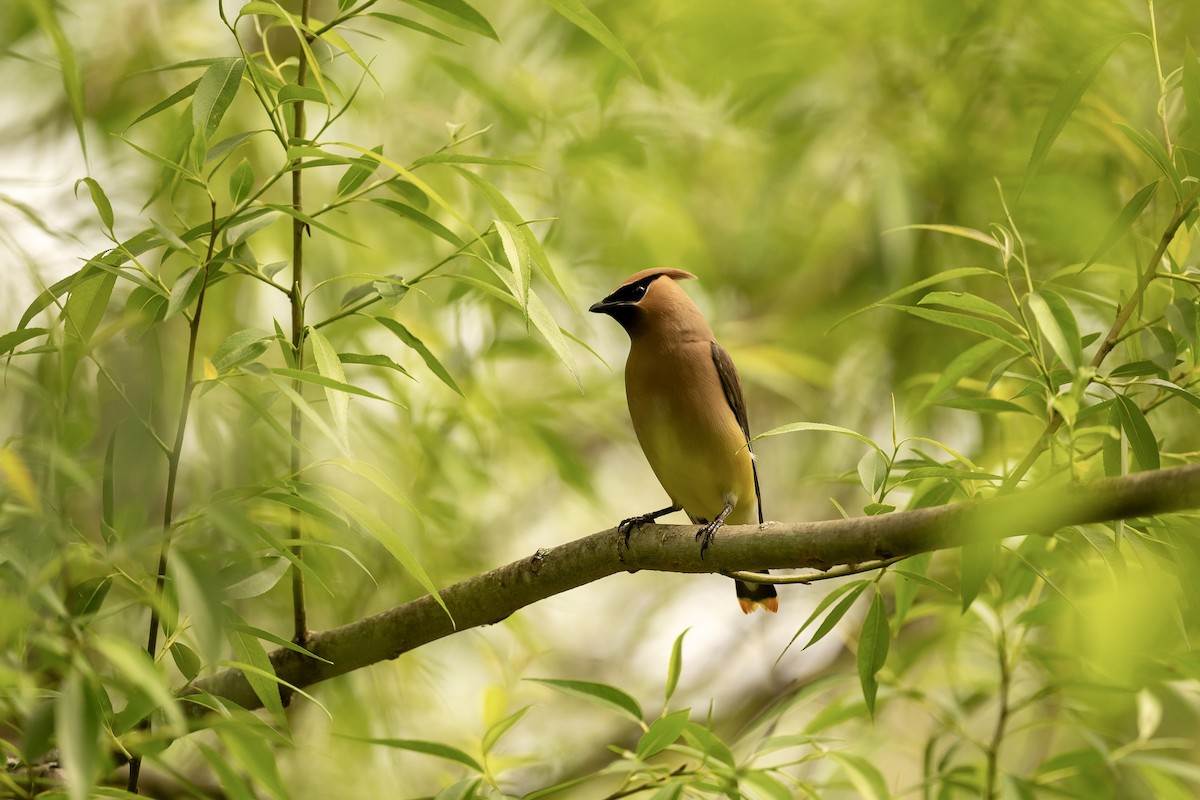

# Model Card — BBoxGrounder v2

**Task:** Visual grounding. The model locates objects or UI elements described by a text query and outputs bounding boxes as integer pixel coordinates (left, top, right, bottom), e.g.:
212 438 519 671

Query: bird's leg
618 504 682 548
696 500 734 559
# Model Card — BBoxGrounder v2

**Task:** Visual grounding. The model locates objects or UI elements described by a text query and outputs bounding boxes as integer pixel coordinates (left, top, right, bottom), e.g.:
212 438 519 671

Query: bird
590 268 778 613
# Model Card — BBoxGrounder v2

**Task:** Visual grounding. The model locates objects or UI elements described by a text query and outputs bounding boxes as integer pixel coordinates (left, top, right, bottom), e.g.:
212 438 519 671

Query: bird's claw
618 514 654 548
696 521 720 559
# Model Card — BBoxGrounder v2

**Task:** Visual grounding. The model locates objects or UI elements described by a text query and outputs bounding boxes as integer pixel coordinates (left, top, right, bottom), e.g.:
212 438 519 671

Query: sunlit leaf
526 678 643 722
192 57 244 139
341 735 483 772
540 0 641 77
857 591 890 716
636 710 690 759
374 316 464 396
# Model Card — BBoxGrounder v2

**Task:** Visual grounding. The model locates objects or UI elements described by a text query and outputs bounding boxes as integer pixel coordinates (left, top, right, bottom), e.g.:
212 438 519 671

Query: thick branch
191 464 1200 712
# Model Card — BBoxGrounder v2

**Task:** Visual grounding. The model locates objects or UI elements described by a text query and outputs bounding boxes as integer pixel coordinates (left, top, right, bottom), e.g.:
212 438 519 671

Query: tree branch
189 464 1200 713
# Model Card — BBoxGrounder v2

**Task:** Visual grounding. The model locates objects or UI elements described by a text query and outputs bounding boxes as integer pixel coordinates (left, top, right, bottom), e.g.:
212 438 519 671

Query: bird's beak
589 299 617 315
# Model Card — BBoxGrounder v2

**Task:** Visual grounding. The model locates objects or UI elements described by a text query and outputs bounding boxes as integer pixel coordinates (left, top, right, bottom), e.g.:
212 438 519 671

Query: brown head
589 268 712 340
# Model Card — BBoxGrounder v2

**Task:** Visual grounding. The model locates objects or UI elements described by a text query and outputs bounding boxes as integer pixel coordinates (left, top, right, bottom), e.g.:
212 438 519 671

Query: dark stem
289 0 313 646
984 626 1011 799
127 197 220 793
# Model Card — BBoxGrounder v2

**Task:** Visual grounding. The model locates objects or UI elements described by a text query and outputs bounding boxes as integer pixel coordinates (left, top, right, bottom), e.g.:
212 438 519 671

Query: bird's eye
630 283 647 299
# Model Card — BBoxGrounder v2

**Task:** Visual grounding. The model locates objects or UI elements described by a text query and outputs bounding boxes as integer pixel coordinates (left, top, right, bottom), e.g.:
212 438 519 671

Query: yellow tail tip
739 597 779 614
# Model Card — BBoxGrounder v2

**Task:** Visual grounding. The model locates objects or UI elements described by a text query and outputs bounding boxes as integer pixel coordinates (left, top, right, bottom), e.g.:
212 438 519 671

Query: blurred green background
2 0 1199 797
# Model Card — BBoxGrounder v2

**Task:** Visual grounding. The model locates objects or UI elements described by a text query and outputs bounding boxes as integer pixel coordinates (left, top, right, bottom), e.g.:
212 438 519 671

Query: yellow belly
625 342 756 525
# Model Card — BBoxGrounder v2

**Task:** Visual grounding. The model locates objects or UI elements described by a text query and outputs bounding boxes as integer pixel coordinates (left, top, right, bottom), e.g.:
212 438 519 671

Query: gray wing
711 342 763 524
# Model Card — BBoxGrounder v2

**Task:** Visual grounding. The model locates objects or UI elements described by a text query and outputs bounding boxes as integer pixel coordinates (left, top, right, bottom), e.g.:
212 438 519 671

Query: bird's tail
736 575 778 614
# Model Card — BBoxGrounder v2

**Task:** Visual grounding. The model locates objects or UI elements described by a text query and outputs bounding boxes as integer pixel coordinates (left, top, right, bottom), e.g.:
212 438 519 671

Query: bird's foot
696 519 723 559
618 513 655 548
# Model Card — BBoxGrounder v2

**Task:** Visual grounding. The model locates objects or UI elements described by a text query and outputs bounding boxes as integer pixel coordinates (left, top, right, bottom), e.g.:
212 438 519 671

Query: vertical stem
128 198 219 794
984 625 1011 799
289 0 313 646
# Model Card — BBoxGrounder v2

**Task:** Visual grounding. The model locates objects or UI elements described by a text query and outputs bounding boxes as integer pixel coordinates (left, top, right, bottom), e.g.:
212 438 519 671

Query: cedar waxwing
590 268 778 613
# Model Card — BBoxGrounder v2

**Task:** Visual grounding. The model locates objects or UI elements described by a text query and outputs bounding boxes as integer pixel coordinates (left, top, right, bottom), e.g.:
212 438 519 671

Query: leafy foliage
1 0 1199 798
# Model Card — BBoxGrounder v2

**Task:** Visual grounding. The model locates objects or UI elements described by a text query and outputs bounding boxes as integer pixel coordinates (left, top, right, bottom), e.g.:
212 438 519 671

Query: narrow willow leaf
341 736 483 772
526 678 643 722
320 484 449 620
831 752 891 800
221 556 290 600
495 219 531 311
803 581 869 651
63 266 117 347
367 12 464 44
277 82 326 106
217 724 289 800
371 198 465 247
212 328 274 372
481 706 530 755
882 304 1028 353
919 339 1005 409
682 722 736 767
918 291 1018 326
452 167 569 301
1114 393 1160 471
271 367 394 404
166 266 203 319
94 636 186 735
0 328 49 357
960 542 995 611
1116 124 1182 199
540 0 641 77
1185 44 1200 146
400 0 499 41
411 153 535 169
754 422 885 457
836 267 1001 330
375 316 464 396
527 288 581 389
127 77 201 128
665 628 688 703
1083 180 1160 271
637 710 690 759
264 203 363 245
74 177 114 232
339 352 414 379
193 57 245 138
1141 378 1200 411
888 224 1000 249
308 327 351 451
229 159 255 205
26 0 87 156
337 146 382 197
1027 290 1081 371
1022 35 1132 196
857 592 890 716
57 671 101 800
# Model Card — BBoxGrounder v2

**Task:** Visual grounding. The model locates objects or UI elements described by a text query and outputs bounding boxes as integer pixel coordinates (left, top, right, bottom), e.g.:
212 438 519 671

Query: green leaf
882 304 1028 353
803 580 869 651
271 367 395 404
341 736 483 772
1026 289 1081 371
166 266 204 319
1114 393 1160 471
830 752 891 800
0 327 49 357
94 636 186 736
665 628 688 703
57 671 102 800
410 153 535 169
371 198 465 247
526 288 582 390
400 0 498 40
229 159 255 205
539 0 641 77
264 202 363 245
193 57 245 138
375 316 464 396
277 82 327 106
857 592 890 717
220 557 290 600
212 328 274 372
1184 44 1200 146
919 339 1005 409
681 722 735 767
63 265 117 355
74 177 114 232
308 327 351 451
526 678 643 723
494 219 531 311
217 723 289 800
481 706 530 755
1117 124 1182 199
338 352 414 379
26 0 87 156
1083 180 1160 271
754 422 884 458
367 13 464 45
918 291 1018 326
337 146 382 197
127 77 201 128
1021 35 1132 196
228 627 286 721
888 223 1000 249
636 710 690 759
960 542 995 611
1141 378 1200 412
